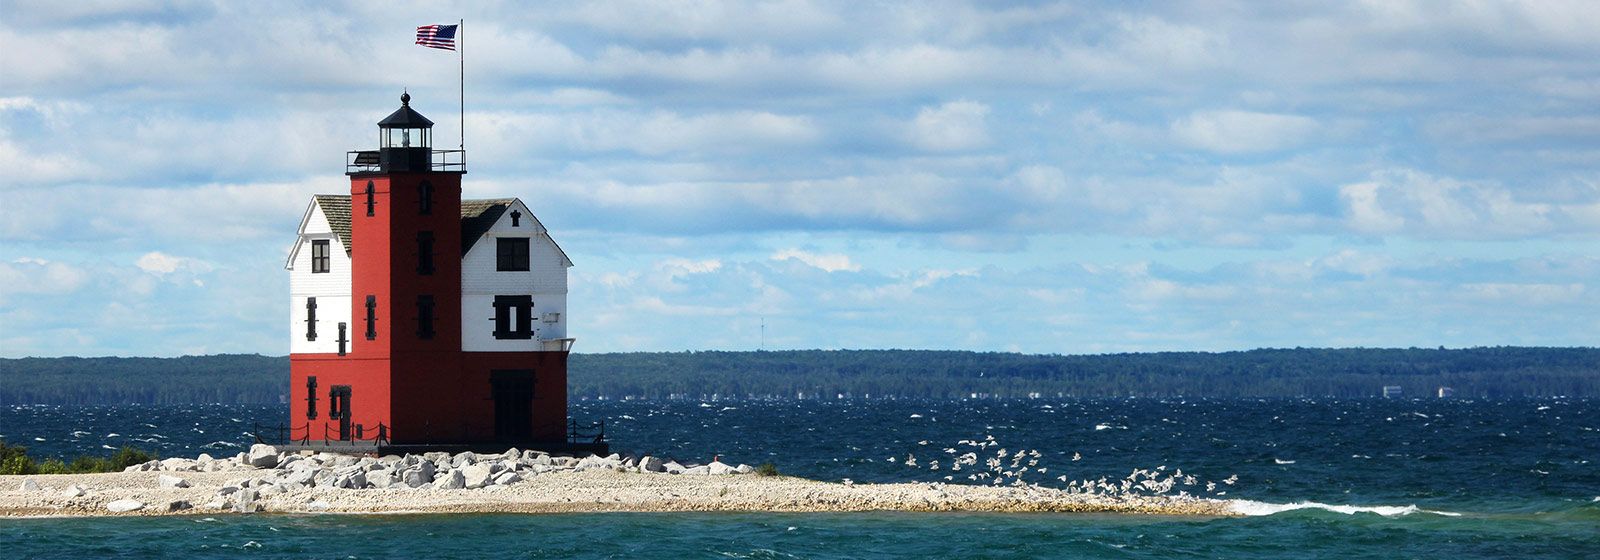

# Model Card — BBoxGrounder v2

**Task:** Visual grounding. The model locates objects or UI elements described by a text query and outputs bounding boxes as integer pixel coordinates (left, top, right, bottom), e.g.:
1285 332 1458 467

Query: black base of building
273 441 609 457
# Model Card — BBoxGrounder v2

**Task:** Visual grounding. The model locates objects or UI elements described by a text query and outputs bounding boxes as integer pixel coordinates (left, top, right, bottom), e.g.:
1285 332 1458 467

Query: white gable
287 196 352 355
461 198 571 352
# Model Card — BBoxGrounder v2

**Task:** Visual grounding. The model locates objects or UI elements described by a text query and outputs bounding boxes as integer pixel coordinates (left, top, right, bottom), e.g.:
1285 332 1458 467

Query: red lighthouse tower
284 94 591 452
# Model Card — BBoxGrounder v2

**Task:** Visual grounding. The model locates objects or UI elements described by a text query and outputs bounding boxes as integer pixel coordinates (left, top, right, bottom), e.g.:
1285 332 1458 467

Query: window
311 240 330 273
419 181 433 215
364 181 375 217
337 322 348 356
497 238 529 271
364 295 377 340
305 297 318 341
305 376 318 420
416 231 435 275
416 295 436 339
492 295 534 339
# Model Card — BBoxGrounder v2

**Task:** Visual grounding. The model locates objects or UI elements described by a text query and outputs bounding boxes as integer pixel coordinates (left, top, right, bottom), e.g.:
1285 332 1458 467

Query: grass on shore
0 438 156 475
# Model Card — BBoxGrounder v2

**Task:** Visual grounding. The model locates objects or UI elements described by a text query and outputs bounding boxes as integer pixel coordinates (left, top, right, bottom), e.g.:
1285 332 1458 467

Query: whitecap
1227 500 1461 517
909 414 923 419
1274 459 1295 465
71 430 90 437
33 437 44 442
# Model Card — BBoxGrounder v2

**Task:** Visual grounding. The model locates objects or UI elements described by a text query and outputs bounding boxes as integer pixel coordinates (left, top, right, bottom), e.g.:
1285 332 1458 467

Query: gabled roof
460 198 517 256
314 195 353 256
293 195 572 266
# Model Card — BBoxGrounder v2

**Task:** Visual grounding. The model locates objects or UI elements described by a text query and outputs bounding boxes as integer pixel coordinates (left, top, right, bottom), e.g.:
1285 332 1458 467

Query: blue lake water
3 398 1598 558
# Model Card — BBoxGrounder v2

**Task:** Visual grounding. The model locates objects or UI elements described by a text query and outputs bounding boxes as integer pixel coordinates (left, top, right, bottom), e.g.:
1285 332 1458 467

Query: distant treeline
1 347 1596 405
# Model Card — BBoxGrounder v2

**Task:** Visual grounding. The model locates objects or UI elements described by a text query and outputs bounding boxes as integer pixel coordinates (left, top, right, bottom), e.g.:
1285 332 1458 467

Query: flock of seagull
881 434 1239 497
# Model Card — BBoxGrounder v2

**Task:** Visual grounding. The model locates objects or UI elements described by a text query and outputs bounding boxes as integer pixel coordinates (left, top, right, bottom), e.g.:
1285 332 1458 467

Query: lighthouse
283 93 590 452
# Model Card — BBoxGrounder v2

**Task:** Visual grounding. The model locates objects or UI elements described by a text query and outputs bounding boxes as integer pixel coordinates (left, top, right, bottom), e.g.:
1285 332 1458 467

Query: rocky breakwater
1 444 1235 517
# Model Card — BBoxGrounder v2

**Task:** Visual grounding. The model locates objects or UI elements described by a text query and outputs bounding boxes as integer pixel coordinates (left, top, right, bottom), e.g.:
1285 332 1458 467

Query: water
4 398 1598 558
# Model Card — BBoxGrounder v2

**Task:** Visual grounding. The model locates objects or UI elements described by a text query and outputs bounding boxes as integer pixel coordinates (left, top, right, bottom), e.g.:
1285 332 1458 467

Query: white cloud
1171 110 1319 154
0 258 88 296
771 249 859 272
135 252 183 274
906 100 990 151
1338 169 1597 238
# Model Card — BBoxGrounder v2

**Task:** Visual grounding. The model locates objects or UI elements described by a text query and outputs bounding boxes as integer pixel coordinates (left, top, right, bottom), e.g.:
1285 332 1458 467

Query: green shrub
0 440 156 475
37 458 68 474
755 462 779 477
109 446 156 471
0 439 37 475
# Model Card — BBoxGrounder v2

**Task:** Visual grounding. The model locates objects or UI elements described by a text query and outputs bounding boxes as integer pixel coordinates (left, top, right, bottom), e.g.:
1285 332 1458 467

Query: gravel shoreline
1 447 1236 518
2 471 1233 517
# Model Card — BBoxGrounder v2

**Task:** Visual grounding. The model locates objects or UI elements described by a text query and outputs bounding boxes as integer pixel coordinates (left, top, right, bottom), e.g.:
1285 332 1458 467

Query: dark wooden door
491 370 534 440
330 386 352 440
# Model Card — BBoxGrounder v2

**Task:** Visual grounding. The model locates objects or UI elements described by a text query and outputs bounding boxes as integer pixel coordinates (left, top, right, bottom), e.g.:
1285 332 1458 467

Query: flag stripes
416 24 457 50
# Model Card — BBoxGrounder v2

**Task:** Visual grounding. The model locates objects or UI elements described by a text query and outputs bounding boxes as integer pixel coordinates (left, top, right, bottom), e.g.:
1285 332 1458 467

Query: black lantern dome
347 92 465 175
379 92 434 149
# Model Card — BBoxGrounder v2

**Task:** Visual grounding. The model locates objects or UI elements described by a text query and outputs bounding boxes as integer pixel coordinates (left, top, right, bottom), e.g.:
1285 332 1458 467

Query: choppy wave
1227 500 1462 517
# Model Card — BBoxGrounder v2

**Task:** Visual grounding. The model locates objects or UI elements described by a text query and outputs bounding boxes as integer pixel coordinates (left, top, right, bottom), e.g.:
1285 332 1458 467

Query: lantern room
375 91 434 172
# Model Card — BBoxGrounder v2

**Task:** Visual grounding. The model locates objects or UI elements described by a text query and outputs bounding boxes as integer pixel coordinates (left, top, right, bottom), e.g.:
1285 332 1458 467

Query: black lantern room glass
378 92 434 149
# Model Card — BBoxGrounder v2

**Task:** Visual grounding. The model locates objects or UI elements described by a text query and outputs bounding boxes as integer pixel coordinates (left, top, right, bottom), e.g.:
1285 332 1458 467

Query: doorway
329 385 352 440
491 370 534 440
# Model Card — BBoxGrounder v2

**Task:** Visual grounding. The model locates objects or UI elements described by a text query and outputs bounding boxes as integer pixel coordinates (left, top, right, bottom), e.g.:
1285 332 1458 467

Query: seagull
1071 452 1082 461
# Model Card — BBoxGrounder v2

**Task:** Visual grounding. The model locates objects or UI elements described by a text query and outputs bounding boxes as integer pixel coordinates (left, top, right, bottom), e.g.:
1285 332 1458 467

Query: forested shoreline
1 347 1596 405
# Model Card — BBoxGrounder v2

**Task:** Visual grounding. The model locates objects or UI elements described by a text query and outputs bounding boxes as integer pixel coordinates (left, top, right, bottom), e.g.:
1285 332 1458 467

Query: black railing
252 421 389 447
345 150 466 174
252 419 597 446
567 419 605 444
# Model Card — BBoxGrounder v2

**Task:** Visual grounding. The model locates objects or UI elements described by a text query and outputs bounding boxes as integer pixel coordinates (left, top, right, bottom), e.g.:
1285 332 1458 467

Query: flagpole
459 18 465 151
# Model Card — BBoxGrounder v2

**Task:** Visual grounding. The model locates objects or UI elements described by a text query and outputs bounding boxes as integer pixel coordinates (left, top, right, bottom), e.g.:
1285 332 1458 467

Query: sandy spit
1 471 1235 518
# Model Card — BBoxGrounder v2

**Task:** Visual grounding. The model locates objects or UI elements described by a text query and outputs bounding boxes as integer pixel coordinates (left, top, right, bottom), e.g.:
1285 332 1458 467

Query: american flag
416 24 457 51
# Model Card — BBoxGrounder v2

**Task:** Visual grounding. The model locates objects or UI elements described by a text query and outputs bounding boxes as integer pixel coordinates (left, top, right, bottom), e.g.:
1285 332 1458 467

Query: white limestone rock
18 478 40 492
433 469 465 490
60 485 86 498
683 465 710 475
735 464 754 474
576 455 620 471
158 474 191 489
462 464 494 489
246 444 279 468
493 471 521 486
707 461 735 475
368 470 396 488
106 499 145 513
402 463 435 488
662 461 686 474
159 457 196 472
232 489 259 513
638 456 664 473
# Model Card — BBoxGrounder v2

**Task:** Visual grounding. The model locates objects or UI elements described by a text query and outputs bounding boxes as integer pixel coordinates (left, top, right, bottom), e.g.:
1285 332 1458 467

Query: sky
1 1 1597 358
